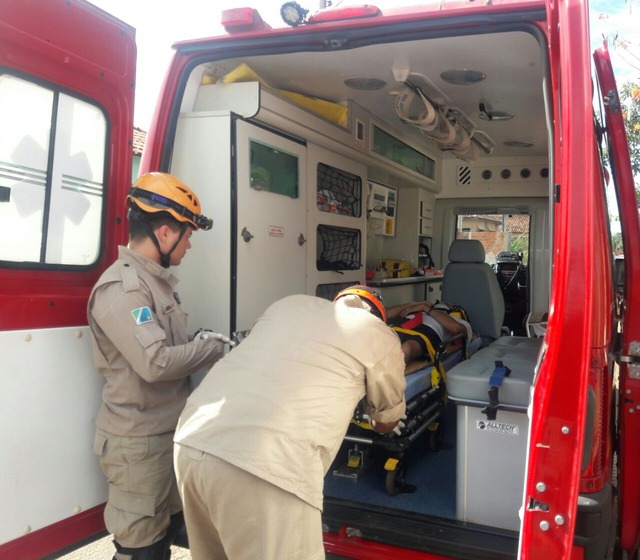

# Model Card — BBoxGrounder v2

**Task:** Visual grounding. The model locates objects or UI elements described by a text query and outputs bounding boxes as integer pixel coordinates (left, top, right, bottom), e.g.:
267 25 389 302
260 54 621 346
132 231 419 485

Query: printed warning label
476 419 519 436
268 226 284 237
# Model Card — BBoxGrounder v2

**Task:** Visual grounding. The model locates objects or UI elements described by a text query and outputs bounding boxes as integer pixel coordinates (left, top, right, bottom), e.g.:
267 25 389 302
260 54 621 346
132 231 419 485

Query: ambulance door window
250 140 298 198
0 73 106 266
456 211 531 335
455 212 530 267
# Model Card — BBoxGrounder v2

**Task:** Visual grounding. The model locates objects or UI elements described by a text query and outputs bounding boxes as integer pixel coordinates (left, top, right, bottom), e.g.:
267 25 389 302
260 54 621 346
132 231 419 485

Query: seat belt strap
481 360 512 420
398 313 424 330
392 326 445 387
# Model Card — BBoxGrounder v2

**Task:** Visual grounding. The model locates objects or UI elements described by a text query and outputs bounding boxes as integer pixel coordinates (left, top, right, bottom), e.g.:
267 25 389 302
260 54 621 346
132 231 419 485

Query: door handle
298 233 307 246
241 227 254 243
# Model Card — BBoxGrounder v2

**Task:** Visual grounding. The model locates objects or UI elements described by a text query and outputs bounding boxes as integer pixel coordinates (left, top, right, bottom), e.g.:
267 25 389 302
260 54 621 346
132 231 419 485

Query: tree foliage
618 81 640 206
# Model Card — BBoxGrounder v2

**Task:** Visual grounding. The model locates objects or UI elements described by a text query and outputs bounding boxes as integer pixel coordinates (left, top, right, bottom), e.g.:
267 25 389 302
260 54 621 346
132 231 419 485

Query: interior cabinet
235 120 308 331
378 187 436 268
307 144 368 301
419 193 434 236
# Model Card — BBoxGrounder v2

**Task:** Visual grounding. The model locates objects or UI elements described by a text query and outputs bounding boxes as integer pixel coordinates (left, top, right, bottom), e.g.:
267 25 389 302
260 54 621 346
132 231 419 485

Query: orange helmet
127 172 213 231
334 284 387 323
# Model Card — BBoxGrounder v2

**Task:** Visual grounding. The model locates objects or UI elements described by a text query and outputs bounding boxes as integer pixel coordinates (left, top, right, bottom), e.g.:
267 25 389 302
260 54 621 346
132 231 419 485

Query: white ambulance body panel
0 326 105 545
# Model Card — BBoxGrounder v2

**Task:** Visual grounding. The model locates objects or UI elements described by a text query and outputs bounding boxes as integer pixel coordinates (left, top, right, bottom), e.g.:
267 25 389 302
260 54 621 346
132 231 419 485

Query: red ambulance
1 1 638 559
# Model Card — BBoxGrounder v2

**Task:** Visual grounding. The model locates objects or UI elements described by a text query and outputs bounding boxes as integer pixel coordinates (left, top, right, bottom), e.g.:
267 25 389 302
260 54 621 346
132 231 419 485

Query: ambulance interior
168 15 557 550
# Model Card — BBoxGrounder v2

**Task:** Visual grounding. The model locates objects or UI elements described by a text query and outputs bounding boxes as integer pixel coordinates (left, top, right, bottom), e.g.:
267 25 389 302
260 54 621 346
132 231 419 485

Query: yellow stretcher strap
392 326 445 387
351 419 373 430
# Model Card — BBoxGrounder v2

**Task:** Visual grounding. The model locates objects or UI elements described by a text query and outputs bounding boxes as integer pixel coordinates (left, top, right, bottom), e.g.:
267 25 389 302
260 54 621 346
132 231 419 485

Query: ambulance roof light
221 8 272 33
281 2 309 27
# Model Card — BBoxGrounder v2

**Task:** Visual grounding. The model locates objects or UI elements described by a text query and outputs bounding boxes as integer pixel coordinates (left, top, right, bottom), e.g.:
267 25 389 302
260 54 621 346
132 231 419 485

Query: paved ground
53 535 346 559
54 535 191 559
53 536 346 559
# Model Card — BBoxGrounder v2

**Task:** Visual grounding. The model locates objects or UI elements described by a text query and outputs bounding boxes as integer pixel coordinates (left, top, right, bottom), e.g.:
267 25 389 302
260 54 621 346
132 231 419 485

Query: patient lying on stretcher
386 301 475 370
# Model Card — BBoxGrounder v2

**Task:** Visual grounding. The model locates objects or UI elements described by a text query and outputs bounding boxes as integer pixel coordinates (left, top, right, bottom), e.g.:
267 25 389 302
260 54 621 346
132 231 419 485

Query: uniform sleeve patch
131 307 154 325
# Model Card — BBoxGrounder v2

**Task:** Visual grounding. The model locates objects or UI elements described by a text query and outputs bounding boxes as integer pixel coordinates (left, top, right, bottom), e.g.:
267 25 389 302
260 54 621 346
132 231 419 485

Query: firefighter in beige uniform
174 286 406 560
88 173 230 560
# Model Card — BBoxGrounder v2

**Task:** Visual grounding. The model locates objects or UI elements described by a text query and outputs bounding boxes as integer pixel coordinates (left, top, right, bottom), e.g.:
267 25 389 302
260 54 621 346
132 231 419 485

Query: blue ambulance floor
323 403 457 518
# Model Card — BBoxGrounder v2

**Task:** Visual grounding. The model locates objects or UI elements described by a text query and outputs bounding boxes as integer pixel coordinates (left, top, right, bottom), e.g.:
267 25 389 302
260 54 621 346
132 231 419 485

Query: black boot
113 538 171 560
166 512 188 548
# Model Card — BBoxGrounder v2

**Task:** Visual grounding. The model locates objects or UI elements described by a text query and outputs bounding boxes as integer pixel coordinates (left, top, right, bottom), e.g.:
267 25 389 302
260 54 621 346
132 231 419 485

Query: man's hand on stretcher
370 416 406 435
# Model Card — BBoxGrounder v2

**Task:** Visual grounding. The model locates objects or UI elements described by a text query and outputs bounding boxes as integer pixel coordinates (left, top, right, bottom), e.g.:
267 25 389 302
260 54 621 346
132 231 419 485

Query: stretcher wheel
427 421 443 452
385 460 415 495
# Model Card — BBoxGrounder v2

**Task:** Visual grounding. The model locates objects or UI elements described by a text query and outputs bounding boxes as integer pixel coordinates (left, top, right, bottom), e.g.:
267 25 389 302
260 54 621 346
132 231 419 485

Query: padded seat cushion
446 336 541 409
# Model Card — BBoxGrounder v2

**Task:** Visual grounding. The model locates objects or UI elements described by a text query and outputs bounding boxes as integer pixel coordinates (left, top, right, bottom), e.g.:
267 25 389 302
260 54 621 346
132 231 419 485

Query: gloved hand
392 416 407 436
193 329 235 346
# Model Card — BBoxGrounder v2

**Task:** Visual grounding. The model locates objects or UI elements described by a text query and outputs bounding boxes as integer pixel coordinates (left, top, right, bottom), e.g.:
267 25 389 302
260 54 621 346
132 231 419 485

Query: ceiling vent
476 165 549 183
457 165 472 186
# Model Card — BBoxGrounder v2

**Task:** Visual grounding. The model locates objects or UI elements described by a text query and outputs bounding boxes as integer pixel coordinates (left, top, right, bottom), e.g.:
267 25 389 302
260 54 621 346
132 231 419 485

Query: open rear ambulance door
594 45 640 558
0 1 135 558
518 0 597 557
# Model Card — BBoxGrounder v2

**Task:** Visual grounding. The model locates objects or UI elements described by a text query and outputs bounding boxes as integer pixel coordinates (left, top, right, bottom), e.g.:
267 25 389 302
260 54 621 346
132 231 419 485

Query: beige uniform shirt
88 246 224 436
175 294 406 510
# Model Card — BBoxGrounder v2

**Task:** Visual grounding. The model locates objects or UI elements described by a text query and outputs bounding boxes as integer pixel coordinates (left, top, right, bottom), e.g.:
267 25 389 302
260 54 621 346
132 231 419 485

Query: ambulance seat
441 239 505 341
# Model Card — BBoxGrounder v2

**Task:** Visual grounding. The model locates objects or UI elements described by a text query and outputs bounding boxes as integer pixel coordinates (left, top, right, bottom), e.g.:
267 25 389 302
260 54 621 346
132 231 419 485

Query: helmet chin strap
147 222 189 269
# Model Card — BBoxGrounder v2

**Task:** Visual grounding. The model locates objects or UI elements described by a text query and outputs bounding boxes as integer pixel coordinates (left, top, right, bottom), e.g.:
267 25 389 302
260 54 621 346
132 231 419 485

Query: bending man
174 286 406 560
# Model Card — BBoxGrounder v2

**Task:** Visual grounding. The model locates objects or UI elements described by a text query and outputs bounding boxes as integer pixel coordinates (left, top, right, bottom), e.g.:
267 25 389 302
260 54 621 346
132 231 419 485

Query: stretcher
333 334 483 495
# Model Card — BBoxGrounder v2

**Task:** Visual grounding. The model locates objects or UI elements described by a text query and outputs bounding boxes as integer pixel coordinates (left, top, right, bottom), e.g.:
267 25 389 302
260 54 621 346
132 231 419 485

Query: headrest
448 239 486 263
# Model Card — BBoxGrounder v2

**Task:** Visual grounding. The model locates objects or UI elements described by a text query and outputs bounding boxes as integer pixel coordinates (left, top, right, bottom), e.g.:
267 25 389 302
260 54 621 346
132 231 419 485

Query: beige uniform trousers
174 444 325 560
94 429 182 548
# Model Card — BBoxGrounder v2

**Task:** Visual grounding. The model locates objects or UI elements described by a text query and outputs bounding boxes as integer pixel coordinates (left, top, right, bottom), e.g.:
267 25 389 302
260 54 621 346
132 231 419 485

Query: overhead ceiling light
440 69 486 85
344 77 387 91
504 140 534 148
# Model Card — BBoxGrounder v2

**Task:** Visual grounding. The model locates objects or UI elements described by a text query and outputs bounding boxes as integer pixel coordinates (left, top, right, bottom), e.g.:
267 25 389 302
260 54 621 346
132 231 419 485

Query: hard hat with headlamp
127 172 213 268
127 172 213 231
333 285 387 323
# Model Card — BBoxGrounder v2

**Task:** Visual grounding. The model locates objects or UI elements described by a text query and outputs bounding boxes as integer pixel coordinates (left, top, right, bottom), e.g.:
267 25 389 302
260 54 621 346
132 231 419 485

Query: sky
90 0 290 129
88 0 640 131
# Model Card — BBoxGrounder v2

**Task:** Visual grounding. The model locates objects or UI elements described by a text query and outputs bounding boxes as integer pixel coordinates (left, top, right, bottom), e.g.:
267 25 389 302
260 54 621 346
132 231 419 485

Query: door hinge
619 341 640 378
603 89 621 113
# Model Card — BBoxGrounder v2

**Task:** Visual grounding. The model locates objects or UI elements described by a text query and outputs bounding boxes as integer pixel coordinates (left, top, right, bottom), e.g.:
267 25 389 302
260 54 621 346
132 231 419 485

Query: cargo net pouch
317 225 361 272
316 163 361 217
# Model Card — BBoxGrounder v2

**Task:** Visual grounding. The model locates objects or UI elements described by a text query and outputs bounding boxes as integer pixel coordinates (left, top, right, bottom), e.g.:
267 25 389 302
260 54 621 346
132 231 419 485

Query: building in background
132 126 147 179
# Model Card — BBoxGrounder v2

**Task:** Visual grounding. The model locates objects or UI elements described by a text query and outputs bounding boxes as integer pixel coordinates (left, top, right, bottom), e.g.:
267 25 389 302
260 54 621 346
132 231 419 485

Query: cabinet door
306 144 367 299
235 120 307 331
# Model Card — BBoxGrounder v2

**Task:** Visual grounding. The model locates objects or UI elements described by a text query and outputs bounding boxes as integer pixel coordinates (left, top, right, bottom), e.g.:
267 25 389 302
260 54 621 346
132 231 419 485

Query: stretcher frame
333 333 475 495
